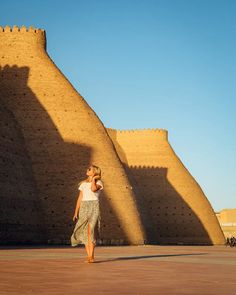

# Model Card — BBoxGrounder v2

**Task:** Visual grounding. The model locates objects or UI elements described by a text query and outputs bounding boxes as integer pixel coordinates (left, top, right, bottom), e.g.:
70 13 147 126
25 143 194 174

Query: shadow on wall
0 99 46 244
126 166 213 245
0 65 128 245
98 190 130 245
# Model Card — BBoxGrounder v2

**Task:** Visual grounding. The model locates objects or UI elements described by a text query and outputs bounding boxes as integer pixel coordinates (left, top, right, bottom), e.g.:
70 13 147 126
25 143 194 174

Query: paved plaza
0 245 235 295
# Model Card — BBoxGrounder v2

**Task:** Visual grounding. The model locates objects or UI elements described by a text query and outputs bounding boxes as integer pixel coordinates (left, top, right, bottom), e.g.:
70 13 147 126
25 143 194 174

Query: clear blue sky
1 0 235 211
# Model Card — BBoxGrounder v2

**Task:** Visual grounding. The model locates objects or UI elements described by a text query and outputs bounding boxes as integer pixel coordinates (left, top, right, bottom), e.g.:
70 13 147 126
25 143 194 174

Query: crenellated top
129 165 168 170
107 127 167 133
0 25 46 51
0 25 45 34
106 127 168 141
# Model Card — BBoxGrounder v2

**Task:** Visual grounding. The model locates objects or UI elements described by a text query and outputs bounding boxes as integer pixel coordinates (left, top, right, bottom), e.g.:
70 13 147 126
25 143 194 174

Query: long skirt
71 200 100 246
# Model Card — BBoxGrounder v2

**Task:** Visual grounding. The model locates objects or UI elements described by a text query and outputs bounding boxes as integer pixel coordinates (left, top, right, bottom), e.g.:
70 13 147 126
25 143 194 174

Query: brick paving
0 245 235 295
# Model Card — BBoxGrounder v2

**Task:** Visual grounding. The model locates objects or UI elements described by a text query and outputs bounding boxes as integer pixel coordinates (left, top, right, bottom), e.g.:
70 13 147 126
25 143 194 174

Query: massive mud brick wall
0 100 46 243
0 26 145 245
107 128 225 245
0 26 225 245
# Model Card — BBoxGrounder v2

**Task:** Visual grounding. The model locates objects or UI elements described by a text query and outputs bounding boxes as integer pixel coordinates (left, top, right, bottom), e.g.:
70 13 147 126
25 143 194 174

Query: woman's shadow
93 252 209 263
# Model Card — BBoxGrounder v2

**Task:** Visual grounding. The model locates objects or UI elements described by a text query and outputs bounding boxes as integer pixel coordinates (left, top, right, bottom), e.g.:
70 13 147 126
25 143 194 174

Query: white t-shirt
78 180 103 201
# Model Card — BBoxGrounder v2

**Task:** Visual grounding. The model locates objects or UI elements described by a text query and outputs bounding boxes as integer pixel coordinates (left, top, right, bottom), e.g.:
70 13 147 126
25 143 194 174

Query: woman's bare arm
91 176 102 192
73 191 83 221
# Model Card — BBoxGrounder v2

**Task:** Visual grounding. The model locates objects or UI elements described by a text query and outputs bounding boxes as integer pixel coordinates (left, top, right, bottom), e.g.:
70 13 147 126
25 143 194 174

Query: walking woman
71 165 103 263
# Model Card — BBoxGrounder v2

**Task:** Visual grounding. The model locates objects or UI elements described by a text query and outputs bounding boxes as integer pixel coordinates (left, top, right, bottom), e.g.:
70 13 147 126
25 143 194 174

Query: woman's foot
88 256 95 263
84 256 90 263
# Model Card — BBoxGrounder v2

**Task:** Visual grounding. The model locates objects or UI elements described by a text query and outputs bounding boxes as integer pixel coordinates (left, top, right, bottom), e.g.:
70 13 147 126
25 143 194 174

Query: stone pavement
0 245 235 295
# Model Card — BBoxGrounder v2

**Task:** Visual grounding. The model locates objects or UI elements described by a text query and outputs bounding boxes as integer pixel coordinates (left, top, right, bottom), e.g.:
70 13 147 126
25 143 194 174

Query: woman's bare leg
91 242 95 260
84 224 91 261
85 244 90 259
88 223 95 262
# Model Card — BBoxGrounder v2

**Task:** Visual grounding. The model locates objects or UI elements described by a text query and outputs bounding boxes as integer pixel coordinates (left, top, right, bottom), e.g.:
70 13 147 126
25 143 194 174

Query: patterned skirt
71 200 100 246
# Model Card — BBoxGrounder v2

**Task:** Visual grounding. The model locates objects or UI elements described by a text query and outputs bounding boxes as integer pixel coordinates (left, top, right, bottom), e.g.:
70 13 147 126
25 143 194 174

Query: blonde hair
91 164 102 180
80 164 102 184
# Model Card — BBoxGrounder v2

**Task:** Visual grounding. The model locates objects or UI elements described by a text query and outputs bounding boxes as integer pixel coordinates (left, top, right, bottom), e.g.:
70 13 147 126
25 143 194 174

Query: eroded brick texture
107 128 225 245
0 26 225 245
0 26 144 245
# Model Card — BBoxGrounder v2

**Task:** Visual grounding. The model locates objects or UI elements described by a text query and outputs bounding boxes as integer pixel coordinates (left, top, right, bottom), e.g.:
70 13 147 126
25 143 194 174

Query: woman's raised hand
92 175 100 180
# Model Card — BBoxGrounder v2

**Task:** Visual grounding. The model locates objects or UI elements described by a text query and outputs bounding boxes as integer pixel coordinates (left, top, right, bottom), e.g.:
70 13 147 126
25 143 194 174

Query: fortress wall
0 26 145 245
0 99 46 244
0 25 225 246
216 209 236 239
107 128 225 245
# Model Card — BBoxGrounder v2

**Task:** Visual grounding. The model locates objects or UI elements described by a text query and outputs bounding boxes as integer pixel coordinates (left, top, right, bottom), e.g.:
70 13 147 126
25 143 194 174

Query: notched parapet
0 25 45 34
106 127 168 140
0 25 46 51
129 164 167 170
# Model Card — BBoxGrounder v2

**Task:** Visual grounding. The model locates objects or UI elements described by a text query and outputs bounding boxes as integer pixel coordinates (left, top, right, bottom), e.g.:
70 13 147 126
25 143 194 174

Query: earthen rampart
0 26 145 245
107 128 225 245
0 26 225 245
